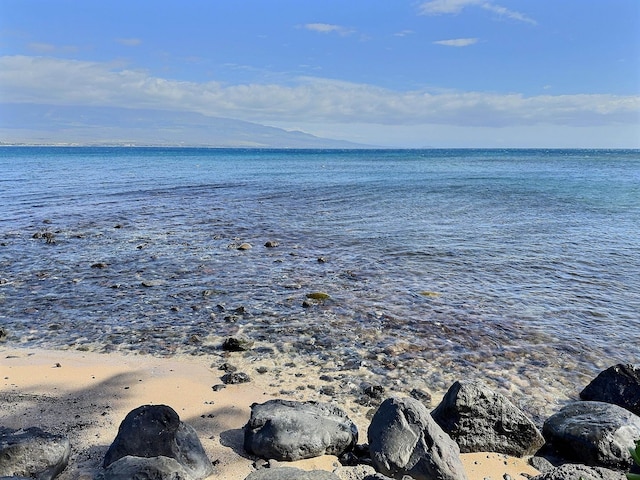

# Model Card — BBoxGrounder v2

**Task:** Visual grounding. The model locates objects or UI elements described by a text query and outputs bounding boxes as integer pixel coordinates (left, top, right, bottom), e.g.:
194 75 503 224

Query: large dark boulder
244 467 340 480
580 364 640 416
244 399 358 461
0 427 70 480
103 404 214 480
431 380 545 457
529 463 626 480
542 401 640 470
367 396 468 480
102 455 194 480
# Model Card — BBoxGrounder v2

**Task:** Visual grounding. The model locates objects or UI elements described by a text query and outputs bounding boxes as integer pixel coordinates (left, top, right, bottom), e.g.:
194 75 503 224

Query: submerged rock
306 292 331 300
368 396 468 480
222 336 254 351
244 399 358 461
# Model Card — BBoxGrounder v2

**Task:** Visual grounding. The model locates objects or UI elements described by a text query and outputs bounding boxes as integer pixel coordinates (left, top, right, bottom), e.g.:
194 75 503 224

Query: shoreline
0 346 540 479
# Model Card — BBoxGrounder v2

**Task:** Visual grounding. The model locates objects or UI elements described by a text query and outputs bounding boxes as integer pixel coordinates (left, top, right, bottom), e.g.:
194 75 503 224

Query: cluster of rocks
1 364 639 480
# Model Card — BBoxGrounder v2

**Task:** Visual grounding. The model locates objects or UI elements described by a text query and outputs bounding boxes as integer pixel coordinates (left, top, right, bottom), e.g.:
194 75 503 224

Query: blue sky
1 0 639 147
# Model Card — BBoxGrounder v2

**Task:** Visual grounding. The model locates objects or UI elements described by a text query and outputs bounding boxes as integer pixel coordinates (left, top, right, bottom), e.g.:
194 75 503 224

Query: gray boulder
103 404 214 479
0 427 70 480
580 364 640 416
102 455 194 480
333 464 377 480
543 401 640 470
244 467 340 480
431 380 545 456
244 399 358 461
367 396 468 480
530 463 626 480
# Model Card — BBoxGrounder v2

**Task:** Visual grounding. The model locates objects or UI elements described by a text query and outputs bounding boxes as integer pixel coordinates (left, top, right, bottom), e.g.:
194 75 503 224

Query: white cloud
302 23 354 36
116 38 142 46
434 38 478 47
419 0 536 25
393 30 415 37
28 42 56 53
480 3 537 25
419 0 482 15
0 55 637 130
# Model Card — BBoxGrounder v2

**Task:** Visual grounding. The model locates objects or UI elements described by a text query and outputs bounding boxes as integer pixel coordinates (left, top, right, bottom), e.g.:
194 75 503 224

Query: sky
1 0 639 148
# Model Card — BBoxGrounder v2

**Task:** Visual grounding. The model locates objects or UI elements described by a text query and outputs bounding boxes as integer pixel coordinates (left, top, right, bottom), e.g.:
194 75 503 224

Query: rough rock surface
332 464 377 480
244 399 358 461
542 401 640 470
101 455 194 480
367 396 468 480
580 364 640 416
529 463 626 480
244 467 340 480
103 404 214 479
0 426 70 480
431 380 545 456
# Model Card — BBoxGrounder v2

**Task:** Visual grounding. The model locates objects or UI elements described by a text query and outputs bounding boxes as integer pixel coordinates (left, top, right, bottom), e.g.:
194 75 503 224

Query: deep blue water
1 147 639 416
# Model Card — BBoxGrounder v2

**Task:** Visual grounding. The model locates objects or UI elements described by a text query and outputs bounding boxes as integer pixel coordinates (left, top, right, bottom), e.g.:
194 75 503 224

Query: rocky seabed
1 364 639 480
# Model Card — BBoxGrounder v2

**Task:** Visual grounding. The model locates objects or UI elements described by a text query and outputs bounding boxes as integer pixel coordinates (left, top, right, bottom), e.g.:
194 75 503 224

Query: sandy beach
0 346 540 479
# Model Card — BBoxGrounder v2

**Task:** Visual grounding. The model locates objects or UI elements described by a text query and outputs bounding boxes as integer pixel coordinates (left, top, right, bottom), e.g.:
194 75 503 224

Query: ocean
1 147 639 419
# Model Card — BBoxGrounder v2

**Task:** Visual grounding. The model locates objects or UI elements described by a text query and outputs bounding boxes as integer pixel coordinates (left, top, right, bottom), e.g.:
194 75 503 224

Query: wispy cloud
393 30 415 37
116 38 142 47
434 38 478 47
419 0 536 25
302 23 354 36
1 56 637 129
27 42 79 54
28 42 56 53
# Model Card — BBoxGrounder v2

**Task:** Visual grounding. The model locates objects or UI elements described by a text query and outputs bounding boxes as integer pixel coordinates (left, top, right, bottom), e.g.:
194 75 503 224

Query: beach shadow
219 427 252 459
0 362 148 479
184 404 254 460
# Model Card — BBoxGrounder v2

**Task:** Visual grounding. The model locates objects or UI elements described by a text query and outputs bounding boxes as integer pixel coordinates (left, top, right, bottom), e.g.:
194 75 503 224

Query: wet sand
0 347 539 479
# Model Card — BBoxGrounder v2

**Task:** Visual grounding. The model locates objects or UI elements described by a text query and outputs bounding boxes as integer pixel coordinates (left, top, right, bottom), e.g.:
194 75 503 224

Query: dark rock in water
0 326 7 341
244 467 340 480
529 463 626 480
409 388 432 407
362 383 385 400
0 426 70 480
222 372 251 384
580 364 640 416
244 399 358 461
102 455 194 480
103 404 214 480
431 380 545 457
264 241 280 248
368 396 468 480
222 336 254 351
542 401 640 470
238 243 252 250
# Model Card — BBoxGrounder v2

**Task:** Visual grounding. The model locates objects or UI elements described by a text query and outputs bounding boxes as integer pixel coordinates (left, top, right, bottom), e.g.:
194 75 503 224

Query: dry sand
0 347 539 479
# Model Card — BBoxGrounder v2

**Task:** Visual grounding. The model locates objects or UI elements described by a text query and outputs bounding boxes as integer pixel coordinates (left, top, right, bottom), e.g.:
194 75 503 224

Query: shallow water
1 147 639 420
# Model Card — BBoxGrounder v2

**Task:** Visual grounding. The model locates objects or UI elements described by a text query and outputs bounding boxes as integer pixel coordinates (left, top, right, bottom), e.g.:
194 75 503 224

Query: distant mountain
0 103 372 148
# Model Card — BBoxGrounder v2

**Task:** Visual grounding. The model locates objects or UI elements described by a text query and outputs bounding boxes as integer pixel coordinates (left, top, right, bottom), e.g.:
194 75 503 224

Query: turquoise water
1 147 639 417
